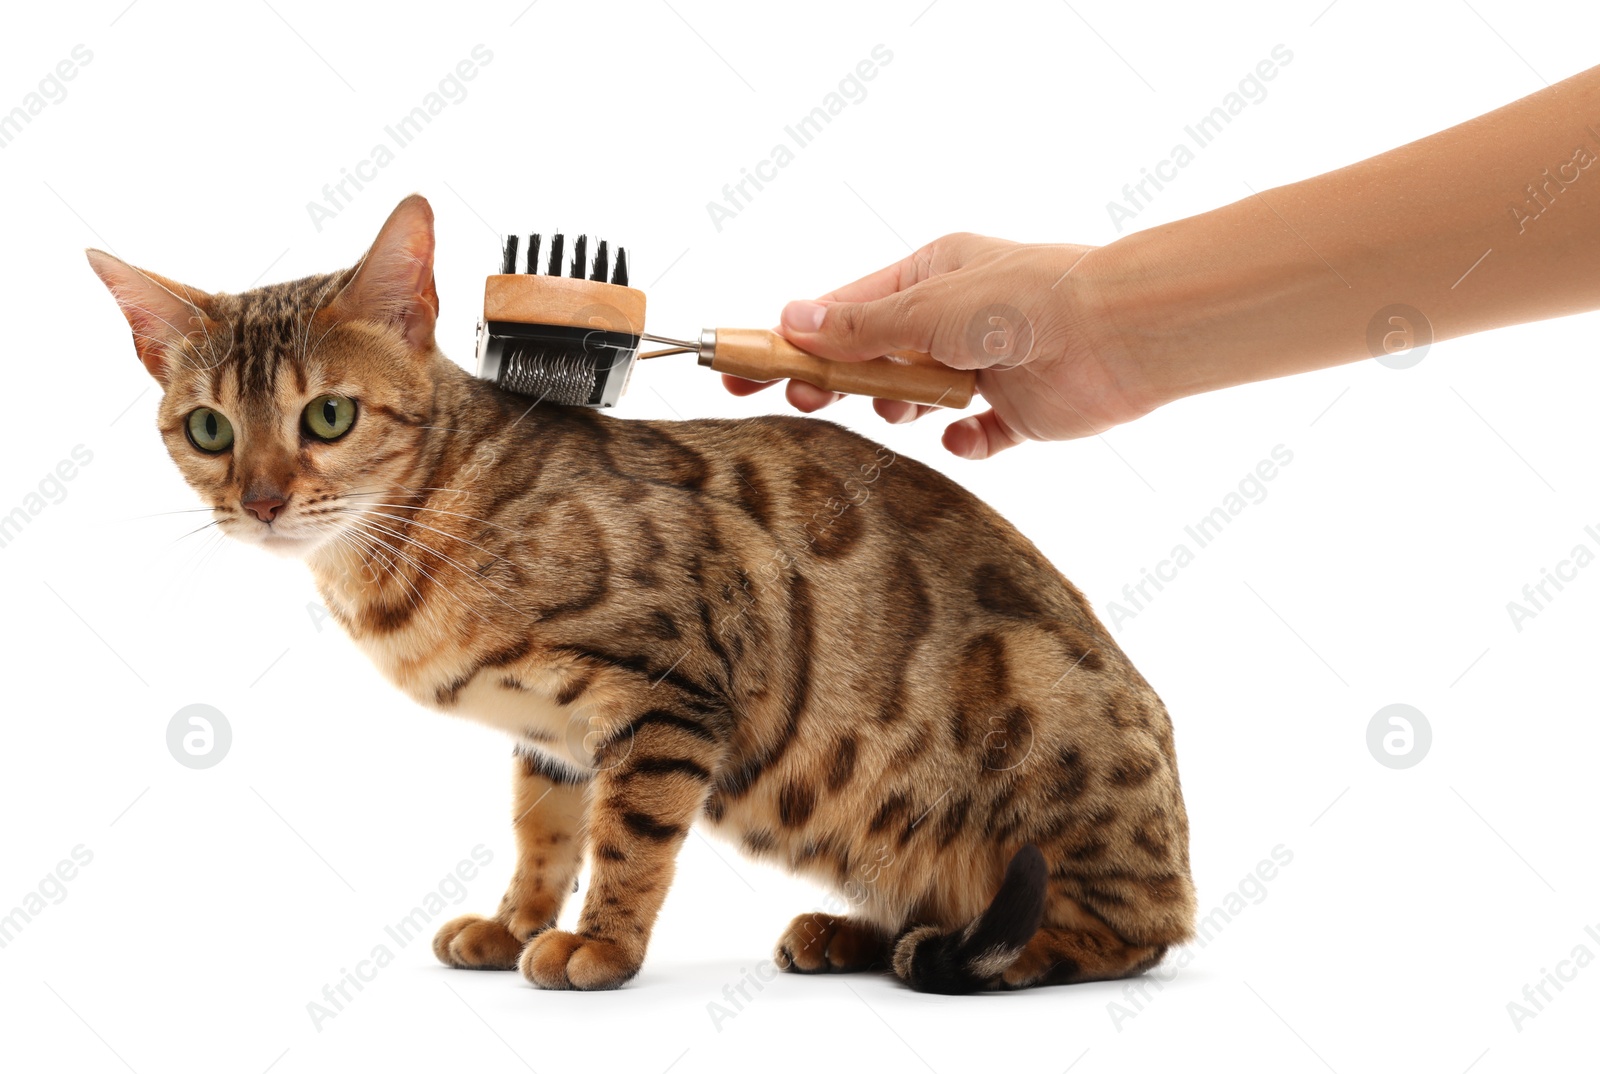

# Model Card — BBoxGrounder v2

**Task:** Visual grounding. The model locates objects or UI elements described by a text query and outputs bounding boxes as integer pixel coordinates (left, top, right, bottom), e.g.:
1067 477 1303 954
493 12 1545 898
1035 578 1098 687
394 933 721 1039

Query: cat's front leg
434 751 588 969
520 703 724 990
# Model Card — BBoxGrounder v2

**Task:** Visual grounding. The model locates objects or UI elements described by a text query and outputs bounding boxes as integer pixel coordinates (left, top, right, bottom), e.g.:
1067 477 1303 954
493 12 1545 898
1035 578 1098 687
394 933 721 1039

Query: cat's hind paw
519 929 640 990
774 913 889 974
432 914 525 970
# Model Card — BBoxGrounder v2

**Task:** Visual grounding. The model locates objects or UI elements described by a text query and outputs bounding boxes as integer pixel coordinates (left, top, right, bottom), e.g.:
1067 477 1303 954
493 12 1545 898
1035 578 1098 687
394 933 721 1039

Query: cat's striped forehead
226 270 349 326
195 270 355 400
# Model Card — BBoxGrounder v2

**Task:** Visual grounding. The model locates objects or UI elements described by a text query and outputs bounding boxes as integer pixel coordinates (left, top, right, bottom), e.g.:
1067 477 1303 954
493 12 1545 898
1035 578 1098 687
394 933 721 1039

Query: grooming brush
474 233 976 410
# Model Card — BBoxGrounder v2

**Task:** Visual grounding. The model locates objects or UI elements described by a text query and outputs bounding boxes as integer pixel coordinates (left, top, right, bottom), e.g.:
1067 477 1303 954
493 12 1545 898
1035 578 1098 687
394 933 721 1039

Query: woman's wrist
1083 192 1381 418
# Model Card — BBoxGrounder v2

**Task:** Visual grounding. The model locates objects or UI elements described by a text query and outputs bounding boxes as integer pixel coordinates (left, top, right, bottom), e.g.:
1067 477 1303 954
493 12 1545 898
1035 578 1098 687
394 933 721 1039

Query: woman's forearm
754 65 1600 456
1099 64 1600 411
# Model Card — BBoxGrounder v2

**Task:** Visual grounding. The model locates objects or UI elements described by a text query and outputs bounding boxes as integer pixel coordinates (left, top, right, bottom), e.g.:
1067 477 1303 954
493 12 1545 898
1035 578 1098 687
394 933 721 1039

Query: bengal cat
88 195 1195 993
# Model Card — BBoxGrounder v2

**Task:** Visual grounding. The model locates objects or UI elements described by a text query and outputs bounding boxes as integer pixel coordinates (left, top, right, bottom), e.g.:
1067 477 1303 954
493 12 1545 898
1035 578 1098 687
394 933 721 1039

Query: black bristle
526 233 542 275
591 240 609 283
501 234 518 275
548 232 565 276
570 234 587 279
612 248 628 287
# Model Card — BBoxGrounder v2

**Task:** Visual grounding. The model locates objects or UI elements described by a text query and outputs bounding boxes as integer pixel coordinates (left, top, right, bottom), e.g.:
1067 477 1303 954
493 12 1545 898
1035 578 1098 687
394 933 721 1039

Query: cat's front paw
519 929 641 990
433 914 527 970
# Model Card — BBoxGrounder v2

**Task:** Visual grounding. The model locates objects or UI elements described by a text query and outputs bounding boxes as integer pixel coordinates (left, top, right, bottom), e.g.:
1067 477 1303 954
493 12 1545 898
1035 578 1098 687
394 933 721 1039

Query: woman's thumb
778 295 927 362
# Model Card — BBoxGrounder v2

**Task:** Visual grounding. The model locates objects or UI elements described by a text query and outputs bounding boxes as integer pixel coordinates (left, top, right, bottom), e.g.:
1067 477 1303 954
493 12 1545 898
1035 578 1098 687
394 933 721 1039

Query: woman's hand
722 233 1150 459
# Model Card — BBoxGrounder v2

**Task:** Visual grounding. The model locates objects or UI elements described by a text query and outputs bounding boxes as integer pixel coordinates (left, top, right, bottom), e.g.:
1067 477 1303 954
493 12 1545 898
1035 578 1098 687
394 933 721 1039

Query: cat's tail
890 844 1047 994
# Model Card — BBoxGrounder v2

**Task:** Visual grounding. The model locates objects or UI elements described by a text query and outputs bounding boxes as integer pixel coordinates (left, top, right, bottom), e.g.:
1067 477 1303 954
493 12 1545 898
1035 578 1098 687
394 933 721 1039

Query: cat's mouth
222 510 333 558
256 530 322 557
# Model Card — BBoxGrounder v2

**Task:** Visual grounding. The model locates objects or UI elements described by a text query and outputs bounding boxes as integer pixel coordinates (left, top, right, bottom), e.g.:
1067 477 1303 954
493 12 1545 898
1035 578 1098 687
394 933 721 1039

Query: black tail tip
896 845 1048 994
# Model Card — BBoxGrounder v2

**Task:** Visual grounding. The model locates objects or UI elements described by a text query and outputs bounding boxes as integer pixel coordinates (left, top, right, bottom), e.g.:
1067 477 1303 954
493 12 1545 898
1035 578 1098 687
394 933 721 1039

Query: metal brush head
475 231 642 408
496 345 608 405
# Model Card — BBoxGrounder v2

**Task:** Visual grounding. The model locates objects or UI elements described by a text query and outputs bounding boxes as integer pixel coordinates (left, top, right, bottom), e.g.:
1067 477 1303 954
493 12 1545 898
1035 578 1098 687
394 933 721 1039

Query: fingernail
782 300 826 333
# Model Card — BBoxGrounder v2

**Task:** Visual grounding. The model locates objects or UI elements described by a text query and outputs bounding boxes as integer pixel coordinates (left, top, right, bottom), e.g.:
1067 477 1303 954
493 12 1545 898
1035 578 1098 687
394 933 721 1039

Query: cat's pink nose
243 496 286 523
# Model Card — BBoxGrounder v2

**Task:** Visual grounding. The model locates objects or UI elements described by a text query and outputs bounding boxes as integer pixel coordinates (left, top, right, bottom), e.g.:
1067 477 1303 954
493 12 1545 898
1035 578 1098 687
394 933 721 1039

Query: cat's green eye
303 395 356 441
186 407 234 453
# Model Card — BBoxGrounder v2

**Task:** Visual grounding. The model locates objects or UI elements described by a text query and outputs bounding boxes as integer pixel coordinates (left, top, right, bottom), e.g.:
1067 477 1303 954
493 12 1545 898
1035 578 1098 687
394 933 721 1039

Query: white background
2 1 1596 1071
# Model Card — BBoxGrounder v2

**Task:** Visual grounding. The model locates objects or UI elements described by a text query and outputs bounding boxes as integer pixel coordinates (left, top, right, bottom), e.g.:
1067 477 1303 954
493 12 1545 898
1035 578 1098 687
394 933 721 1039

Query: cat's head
88 195 442 559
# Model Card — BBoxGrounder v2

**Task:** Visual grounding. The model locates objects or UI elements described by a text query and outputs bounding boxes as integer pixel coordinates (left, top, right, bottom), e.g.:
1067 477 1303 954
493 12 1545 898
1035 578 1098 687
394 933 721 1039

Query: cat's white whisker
359 510 504 561
168 518 223 547
129 506 226 519
348 515 520 608
340 522 427 592
196 527 230 573
337 527 424 612
343 519 493 625
336 492 529 538
343 510 513 598
345 501 527 540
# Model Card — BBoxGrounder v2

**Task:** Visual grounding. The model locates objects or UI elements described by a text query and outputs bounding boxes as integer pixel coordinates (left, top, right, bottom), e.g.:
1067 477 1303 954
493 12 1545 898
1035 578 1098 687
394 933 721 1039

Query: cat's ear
335 194 439 351
85 249 218 385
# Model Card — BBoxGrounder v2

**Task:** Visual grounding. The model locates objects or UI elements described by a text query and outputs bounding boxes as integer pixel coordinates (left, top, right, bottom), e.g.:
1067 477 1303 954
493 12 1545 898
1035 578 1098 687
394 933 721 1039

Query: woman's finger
721 373 781 396
942 408 1026 460
872 398 933 424
785 379 844 412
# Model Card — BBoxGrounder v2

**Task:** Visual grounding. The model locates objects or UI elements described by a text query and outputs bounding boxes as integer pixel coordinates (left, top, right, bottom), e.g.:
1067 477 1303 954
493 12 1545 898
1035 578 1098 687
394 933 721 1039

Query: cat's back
657 412 1108 629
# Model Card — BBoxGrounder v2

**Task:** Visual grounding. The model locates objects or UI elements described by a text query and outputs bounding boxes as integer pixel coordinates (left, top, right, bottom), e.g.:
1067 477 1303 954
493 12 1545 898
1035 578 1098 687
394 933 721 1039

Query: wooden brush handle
708 328 975 409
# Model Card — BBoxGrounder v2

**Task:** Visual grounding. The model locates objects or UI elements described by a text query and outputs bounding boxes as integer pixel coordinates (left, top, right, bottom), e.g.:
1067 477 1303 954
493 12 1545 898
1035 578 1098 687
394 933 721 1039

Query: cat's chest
355 630 592 768
446 675 592 766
